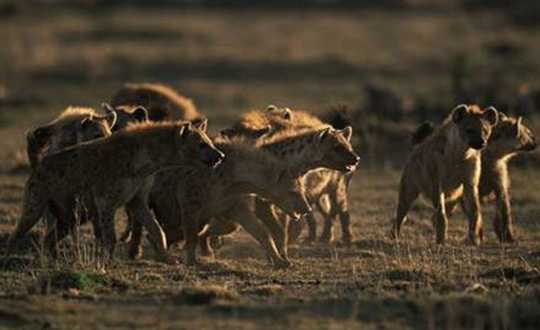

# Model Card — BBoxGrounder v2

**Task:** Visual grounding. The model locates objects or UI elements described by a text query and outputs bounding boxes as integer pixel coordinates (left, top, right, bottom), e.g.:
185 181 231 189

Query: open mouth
344 163 358 173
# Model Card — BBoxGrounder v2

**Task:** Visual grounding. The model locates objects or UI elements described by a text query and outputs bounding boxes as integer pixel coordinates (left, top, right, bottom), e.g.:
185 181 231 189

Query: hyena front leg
230 201 290 269
255 198 289 260
433 191 449 244
6 178 46 253
494 183 515 243
462 182 483 246
331 179 353 246
126 194 173 264
44 198 78 256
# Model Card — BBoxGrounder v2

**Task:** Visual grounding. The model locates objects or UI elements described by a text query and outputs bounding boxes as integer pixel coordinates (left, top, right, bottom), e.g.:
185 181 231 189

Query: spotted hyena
128 135 312 268
7 121 224 263
26 107 117 168
202 125 359 263
412 111 538 243
392 104 499 245
217 106 358 250
110 83 199 121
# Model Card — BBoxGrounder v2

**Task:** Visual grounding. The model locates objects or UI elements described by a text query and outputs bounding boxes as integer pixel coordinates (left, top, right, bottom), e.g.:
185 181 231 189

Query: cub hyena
110 83 199 121
412 112 538 243
26 107 117 168
288 168 355 245
392 104 499 245
7 121 224 263
128 136 312 268
203 126 360 262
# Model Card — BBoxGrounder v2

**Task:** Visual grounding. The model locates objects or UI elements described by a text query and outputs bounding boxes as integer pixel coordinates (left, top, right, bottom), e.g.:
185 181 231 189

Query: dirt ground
1 3 540 329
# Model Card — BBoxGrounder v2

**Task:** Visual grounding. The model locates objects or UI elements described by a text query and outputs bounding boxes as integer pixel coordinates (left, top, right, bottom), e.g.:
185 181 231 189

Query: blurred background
1 0 539 169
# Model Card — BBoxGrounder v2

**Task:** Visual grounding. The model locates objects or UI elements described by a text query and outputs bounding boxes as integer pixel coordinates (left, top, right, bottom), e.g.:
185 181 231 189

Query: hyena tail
411 121 435 145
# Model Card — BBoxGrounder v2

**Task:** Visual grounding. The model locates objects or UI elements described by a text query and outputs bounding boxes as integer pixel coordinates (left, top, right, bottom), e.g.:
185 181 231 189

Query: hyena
7 121 224 263
219 106 358 248
412 112 538 243
26 107 117 168
392 104 499 245
202 126 359 263
128 135 312 268
289 168 355 245
32 104 149 250
110 83 199 121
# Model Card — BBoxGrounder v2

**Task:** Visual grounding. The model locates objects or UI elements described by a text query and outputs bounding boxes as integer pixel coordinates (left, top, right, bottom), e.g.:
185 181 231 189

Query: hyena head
266 104 292 122
451 104 499 150
220 105 291 140
26 110 115 167
314 126 360 173
176 119 225 168
265 169 312 218
102 103 148 131
488 112 538 155
50 111 116 152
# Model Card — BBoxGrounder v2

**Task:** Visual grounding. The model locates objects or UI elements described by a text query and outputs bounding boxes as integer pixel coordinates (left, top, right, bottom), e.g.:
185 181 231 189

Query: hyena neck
134 142 185 177
262 133 321 175
218 144 281 195
444 124 476 160
483 145 517 166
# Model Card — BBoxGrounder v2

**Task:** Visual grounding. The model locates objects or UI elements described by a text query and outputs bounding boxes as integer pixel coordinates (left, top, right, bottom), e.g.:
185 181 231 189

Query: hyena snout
467 129 487 150
523 136 539 152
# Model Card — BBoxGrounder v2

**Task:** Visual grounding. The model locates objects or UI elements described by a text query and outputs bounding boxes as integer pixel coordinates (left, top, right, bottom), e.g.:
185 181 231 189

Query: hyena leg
433 192 449 244
255 198 289 260
463 183 483 246
6 179 46 253
199 219 240 257
127 217 143 260
95 205 118 261
392 178 420 239
126 195 172 264
494 185 515 243
119 213 134 244
44 199 77 256
288 213 307 244
331 179 353 246
318 195 336 243
230 201 290 268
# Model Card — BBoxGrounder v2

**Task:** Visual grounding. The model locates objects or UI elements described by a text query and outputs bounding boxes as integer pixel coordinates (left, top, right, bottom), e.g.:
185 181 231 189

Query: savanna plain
0 2 540 329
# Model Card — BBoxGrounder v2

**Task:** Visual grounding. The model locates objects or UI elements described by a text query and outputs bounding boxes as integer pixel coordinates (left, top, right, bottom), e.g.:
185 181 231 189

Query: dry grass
0 3 540 329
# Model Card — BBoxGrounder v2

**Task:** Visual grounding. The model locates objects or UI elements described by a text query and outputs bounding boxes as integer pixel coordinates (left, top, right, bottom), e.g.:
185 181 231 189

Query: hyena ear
266 105 278 112
339 126 353 142
132 106 148 122
252 125 271 139
95 111 118 130
283 108 292 120
451 104 468 123
101 102 115 113
317 127 332 143
483 106 499 127
178 122 192 138
191 117 208 133
514 117 523 136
